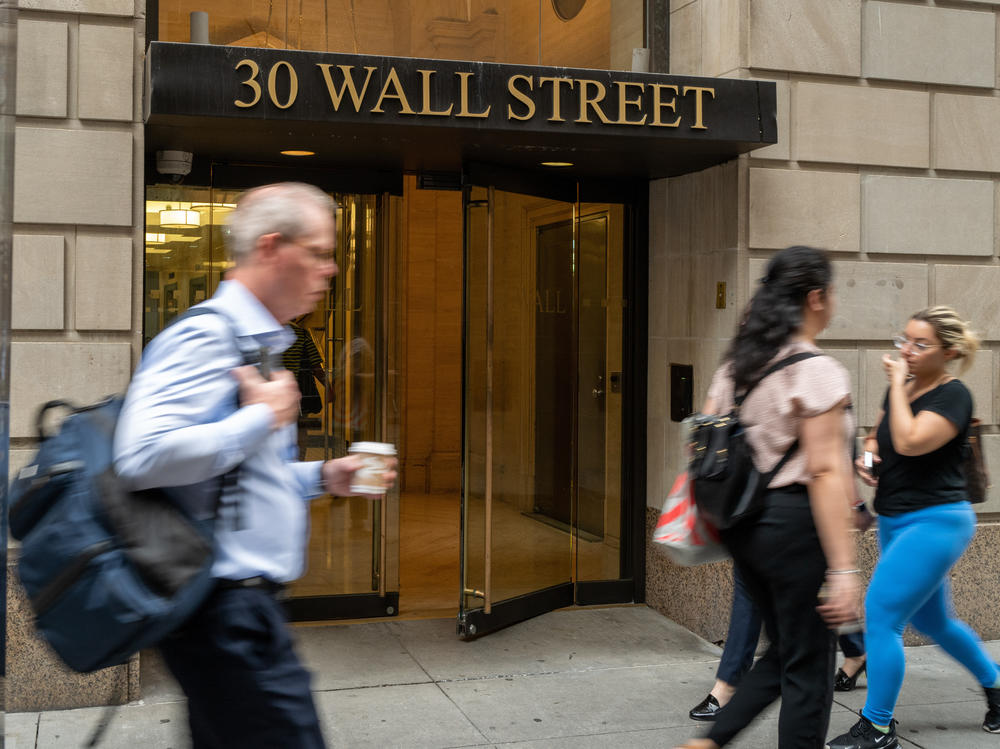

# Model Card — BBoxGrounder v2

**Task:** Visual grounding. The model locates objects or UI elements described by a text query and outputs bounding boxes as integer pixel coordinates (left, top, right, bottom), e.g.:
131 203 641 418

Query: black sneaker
984 685 1000 733
688 693 722 721
826 712 898 749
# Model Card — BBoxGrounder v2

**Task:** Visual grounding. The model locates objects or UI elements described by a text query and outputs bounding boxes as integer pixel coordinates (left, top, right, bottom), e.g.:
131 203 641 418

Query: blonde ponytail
911 305 979 375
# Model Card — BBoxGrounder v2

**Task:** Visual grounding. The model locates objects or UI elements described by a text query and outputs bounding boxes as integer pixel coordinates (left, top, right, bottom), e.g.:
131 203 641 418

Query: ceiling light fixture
145 232 166 244
541 161 574 167
281 149 315 156
159 208 200 228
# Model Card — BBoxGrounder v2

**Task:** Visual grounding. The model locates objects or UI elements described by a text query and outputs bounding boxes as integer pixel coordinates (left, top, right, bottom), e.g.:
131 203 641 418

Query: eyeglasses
284 236 336 265
892 335 941 353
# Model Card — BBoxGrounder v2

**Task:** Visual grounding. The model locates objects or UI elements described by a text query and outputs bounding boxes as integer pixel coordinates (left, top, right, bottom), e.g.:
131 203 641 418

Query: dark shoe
835 661 867 692
984 685 1000 732
688 693 721 721
827 712 898 749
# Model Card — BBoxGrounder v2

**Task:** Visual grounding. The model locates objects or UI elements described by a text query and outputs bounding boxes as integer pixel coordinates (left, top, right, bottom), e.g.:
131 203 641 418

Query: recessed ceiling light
541 161 573 167
281 149 315 156
159 208 200 228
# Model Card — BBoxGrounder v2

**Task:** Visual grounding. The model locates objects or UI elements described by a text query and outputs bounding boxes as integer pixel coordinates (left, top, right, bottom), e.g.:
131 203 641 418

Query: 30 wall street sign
146 42 777 146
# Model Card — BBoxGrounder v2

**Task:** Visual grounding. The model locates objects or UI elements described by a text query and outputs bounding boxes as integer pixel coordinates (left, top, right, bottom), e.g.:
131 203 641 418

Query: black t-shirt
873 379 972 517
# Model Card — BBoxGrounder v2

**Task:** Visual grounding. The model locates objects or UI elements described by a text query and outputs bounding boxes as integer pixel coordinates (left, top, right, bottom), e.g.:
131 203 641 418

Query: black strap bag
965 417 990 503
687 352 818 530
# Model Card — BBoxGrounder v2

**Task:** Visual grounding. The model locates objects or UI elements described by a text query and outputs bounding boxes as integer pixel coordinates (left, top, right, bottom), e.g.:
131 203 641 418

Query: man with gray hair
115 182 390 748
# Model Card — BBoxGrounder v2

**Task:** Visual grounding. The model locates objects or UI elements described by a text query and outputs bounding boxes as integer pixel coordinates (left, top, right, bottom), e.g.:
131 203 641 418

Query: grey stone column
6 0 141 712
0 0 18 728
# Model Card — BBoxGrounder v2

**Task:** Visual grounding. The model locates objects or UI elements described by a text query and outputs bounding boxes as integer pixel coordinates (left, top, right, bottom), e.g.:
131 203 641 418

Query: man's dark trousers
160 584 326 748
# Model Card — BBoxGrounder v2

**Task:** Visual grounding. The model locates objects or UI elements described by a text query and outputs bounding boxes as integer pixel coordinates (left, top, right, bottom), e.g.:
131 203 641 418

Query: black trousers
707 490 837 749
160 585 326 749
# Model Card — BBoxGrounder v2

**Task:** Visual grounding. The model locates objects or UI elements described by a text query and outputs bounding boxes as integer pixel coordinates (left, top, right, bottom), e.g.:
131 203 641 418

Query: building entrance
143 165 638 635
459 172 632 637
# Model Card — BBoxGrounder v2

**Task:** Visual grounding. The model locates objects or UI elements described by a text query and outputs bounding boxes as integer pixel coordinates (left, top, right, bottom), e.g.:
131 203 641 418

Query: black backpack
8 306 258 673
688 352 818 530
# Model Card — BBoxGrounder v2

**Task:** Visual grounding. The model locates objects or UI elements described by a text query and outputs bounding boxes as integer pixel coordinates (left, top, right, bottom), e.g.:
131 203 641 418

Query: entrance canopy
145 42 776 180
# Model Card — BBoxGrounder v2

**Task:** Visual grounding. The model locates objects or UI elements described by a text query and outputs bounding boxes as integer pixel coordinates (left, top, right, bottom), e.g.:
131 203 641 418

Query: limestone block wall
647 160 742 504
651 0 1000 640
9 0 145 711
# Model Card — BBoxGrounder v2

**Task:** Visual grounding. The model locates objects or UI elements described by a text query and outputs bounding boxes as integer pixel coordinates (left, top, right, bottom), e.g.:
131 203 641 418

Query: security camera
156 150 193 183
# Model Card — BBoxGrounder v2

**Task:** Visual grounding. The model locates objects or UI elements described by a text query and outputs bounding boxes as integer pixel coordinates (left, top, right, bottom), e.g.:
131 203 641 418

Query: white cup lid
349 441 397 455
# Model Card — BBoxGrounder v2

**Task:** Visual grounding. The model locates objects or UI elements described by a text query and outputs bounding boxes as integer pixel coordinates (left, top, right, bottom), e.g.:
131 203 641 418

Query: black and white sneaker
826 712 898 749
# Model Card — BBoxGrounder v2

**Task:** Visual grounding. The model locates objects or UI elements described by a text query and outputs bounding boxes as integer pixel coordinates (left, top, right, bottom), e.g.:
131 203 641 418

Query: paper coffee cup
348 442 396 495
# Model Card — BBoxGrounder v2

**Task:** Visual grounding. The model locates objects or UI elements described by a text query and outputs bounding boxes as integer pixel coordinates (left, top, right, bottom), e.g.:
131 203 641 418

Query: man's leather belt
217 576 287 600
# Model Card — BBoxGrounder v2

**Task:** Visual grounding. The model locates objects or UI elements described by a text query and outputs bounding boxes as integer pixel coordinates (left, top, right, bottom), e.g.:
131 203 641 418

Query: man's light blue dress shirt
114 280 326 583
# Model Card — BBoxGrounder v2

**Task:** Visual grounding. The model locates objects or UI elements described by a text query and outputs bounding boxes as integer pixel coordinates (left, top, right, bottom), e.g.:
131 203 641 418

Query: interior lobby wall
156 0 638 71
401 176 463 493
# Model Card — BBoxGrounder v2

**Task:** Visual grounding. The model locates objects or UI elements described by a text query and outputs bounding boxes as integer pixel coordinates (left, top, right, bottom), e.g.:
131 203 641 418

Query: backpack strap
741 351 822 484
178 305 266 372
171 305 265 531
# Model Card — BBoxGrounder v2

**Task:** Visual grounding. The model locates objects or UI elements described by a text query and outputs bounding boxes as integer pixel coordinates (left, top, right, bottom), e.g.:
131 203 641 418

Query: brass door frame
458 169 641 639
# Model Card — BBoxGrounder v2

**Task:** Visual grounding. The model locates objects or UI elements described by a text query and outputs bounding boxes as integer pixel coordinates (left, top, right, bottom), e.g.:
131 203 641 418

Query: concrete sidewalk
6 605 1000 748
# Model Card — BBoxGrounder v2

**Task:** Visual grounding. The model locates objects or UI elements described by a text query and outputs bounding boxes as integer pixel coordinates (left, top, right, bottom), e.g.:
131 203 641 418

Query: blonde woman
828 306 1000 749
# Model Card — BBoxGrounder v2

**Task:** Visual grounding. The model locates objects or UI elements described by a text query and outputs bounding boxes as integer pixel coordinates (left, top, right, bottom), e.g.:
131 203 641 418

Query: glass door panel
291 193 401 609
144 183 402 620
461 186 489 616
576 202 623 584
459 178 629 637
460 183 578 636
492 189 576 603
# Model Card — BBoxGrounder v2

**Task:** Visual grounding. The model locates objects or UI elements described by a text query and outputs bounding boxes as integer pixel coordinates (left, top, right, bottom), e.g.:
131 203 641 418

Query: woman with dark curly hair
675 245 859 749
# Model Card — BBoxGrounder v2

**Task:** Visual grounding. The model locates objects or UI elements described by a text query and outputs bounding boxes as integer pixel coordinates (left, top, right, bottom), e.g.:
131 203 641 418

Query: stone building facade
7 0 1000 712
646 0 1000 643
9 0 145 711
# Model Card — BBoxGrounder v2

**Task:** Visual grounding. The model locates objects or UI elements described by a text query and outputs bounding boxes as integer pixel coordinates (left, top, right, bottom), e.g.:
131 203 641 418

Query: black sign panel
145 42 776 178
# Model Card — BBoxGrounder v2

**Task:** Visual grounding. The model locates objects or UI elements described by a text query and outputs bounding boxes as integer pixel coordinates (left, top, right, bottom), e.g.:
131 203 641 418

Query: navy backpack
9 307 254 673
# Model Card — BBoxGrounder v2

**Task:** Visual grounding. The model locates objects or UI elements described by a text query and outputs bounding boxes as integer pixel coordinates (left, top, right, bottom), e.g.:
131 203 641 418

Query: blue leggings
862 502 998 726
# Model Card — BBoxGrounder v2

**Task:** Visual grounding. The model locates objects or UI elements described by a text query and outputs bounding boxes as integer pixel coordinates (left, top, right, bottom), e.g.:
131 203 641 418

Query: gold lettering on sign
538 77 573 122
317 64 375 111
234 59 262 108
266 60 298 109
576 79 613 124
372 67 416 114
456 72 491 118
506 74 535 121
649 83 680 127
683 86 715 130
615 81 646 125
417 70 454 116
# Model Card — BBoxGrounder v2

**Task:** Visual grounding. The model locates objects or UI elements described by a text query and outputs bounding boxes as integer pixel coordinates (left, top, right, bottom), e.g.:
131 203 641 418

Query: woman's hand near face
882 353 909 388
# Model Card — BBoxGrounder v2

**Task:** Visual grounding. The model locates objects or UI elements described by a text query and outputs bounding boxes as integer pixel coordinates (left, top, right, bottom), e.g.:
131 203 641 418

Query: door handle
592 374 605 399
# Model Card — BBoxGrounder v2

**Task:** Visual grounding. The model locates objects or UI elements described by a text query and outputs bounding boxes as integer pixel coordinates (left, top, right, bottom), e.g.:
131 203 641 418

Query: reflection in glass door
289 193 402 621
144 184 402 620
459 181 626 637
